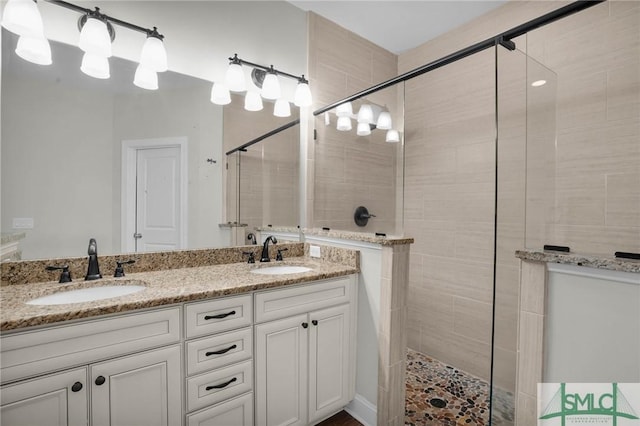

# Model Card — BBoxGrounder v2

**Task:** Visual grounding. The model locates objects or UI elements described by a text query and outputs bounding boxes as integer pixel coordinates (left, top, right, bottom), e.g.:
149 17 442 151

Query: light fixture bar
229 54 303 82
45 0 162 37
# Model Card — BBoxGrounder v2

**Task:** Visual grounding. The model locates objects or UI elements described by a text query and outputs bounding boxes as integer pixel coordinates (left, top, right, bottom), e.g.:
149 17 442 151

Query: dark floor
316 410 362 426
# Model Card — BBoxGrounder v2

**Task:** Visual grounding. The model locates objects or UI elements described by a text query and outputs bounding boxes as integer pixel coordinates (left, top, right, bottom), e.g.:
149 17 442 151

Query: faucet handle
46 265 72 283
114 260 136 277
276 248 288 261
242 251 256 264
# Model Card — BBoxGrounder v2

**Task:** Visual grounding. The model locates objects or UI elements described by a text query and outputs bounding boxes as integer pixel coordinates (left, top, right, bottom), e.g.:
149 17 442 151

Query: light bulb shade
386 129 400 143
225 62 246 92
294 81 312 107
336 102 353 117
274 99 291 117
336 116 352 132
139 36 167 72
210 82 231 105
357 122 371 136
357 104 374 124
134 64 158 90
78 16 112 57
261 72 281 100
245 91 263 111
1 0 44 38
80 52 110 79
376 111 392 130
15 35 51 65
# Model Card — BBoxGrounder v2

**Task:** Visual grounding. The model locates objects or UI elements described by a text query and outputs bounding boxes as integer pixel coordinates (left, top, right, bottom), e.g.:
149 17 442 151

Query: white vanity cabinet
0 307 182 426
184 294 254 426
254 275 357 426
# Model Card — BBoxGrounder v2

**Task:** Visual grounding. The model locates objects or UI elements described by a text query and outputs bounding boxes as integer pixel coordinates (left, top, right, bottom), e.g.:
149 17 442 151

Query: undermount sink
250 265 313 275
26 283 147 306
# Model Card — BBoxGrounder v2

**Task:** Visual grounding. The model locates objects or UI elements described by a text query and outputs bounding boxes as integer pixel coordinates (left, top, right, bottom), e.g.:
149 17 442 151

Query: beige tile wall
307 13 402 236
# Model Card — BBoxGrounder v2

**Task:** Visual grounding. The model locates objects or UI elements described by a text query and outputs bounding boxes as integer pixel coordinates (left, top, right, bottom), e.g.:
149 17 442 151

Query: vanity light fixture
376 111 392 130
210 82 231 105
2 0 168 88
212 53 312 115
336 116 352 131
386 129 400 143
356 122 372 136
336 102 353 117
357 104 374 124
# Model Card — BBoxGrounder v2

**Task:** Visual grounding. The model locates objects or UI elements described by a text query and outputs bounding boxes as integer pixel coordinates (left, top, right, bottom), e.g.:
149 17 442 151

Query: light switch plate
13 217 34 229
310 245 321 258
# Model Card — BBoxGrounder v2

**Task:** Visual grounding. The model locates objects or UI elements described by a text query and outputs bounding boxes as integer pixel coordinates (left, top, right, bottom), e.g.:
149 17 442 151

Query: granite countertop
303 228 414 246
516 249 640 273
0 257 358 332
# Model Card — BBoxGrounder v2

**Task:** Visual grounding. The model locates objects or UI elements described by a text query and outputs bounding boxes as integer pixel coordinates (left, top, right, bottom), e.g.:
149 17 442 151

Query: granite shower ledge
516 249 640 273
303 228 414 246
0 257 359 332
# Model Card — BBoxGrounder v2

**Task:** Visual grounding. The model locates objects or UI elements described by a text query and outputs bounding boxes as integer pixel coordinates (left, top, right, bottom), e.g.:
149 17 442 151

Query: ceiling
288 1 506 54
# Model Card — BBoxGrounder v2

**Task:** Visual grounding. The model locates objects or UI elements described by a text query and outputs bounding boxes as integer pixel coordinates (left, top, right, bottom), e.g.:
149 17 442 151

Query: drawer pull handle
302 322 308 329
204 310 236 320
206 377 237 391
312 320 318 326
71 382 83 392
206 344 237 356
95 376 106 386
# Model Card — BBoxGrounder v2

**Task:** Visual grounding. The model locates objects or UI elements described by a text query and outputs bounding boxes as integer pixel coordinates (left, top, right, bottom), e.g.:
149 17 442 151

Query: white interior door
121 137 188 253
136 147 181 252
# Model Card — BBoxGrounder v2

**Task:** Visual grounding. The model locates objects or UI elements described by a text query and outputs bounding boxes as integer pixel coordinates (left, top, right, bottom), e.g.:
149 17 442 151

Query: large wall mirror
2 30 245 260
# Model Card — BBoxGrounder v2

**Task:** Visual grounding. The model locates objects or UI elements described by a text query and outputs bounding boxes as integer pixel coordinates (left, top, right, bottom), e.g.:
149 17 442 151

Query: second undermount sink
250 265 313 275
26 282 147 306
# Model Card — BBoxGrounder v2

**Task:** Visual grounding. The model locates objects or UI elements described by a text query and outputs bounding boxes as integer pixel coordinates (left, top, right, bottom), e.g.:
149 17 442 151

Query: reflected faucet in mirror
247 233 257 245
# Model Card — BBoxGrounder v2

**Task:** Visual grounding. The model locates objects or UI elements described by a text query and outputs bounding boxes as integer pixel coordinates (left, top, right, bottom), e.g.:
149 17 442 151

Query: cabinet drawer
186 327 252 376
186 392 253 426
185 295 252 338
1 307 181 383
186 360 252 413
254 276 353 323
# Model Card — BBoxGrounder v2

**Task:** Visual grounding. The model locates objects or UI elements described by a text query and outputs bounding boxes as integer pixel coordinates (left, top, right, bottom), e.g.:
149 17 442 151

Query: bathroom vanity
0 250 359 426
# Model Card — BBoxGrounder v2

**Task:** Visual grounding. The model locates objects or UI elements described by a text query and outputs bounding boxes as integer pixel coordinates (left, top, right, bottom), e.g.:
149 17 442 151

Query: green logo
539 383 639 425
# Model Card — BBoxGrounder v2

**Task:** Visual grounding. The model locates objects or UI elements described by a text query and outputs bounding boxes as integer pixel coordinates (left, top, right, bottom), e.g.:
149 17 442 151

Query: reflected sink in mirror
250 266 313 275
26 282 147 305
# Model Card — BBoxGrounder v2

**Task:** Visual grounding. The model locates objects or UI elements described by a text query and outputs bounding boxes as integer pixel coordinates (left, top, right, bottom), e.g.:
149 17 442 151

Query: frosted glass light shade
78 16 112 57
336 116 352 131
357 104 374 124
294 81 312 107
139 36 167 72
376 111 392 130
336 102 353 117
210 82 231 105
80 52 110 79
274 99 291 117
386 129 400 143
261 72 280 100
1 0 44 38
134 64 158 90
357 122 371 136
225 62 246 92
245 91 263 111
15 35 51 65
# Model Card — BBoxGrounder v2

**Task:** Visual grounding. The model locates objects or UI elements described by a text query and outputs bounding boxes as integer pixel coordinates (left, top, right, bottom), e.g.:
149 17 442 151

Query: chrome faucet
260 236 277 262
85 238 102 280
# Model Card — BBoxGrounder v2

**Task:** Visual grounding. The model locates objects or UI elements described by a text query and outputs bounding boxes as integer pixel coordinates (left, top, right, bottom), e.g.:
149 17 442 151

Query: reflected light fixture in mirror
78 13 112 58
134 65 158 90
357 122 371 136
1 0 45 38
336 102 353 117
16 34 52 65
376 111 392 130
81 52 110 79
357 104 374 124
139 28 167 72
274 99 291 117
245 90 264 111
211 82 231 105
386 129 400 143
337 116 352 131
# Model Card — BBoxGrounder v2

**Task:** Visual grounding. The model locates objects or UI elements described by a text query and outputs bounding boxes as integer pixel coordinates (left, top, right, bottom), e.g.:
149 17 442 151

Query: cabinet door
255 314 308 426
91 345 181 426
0 368 88 426
308 304 351 424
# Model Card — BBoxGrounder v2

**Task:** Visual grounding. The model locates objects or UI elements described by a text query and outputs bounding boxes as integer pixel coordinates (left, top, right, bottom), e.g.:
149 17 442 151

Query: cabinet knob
71 382 83 392
302 322 308 329
312 320 318 326
95 376 106 386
